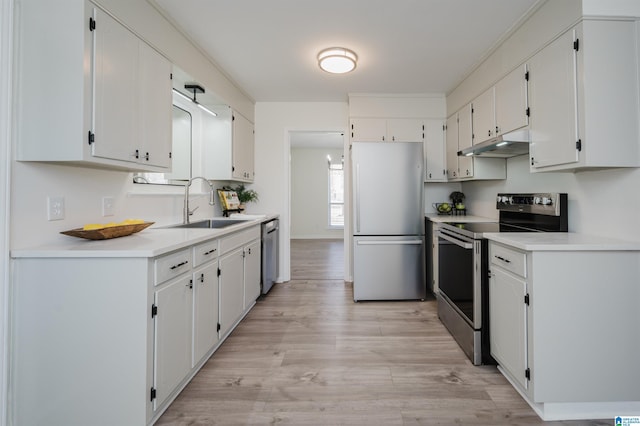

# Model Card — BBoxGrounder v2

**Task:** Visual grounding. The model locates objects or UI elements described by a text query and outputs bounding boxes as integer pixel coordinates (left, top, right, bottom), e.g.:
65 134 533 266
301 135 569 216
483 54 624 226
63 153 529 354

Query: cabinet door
495 64 529 136
154 275 193 409
350 118 386 142
92 8 138 164
445 114 459 179
489 267 528 390
232 112 255 181
219 247 245 337
193 262 219 365
387 119 423 142
139 42 172 168
472 86 496 144
528 29 578 169
424 119 446 182
457 104 474 178
243 240 261 308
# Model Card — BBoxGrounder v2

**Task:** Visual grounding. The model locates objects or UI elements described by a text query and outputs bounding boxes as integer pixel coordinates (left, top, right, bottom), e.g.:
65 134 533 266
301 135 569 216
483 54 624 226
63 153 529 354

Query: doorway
289 130 347 280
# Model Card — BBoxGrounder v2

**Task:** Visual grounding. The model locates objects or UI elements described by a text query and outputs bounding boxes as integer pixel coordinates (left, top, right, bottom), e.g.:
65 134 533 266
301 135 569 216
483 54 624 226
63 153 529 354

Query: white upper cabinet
138 42 172 168
446 103 506 181
445 114 460 180
457 104 474 178
424 119 446 182
92 7 139 164
495 64 529 137
387 119 424 142
202 108 255 182
350 118 423 142
232 112 255 181
529 20 639 172
473 65 529 146
16 0 172 172
350 118 387 142
472 87 496 145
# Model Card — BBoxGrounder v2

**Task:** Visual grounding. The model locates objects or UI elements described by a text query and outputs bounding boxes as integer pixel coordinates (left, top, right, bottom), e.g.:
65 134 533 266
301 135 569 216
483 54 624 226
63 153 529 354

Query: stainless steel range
436 193 568 365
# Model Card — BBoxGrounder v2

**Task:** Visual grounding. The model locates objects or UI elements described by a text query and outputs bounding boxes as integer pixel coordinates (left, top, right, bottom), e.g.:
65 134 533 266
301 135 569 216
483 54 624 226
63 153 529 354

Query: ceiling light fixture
179 83 217 117
317 47 357 74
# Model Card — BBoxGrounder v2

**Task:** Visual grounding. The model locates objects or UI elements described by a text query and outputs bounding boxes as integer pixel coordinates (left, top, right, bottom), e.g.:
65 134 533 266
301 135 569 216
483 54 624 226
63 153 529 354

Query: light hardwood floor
157 239 609 425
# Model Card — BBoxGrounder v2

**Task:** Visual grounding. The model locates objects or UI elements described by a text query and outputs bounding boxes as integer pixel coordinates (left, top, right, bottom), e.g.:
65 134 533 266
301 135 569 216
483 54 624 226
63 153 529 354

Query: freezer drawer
353 236 426 301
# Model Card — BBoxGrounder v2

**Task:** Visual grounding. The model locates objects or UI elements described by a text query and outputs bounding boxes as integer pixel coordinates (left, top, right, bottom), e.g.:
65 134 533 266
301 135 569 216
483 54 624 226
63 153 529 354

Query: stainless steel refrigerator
351 142 425 301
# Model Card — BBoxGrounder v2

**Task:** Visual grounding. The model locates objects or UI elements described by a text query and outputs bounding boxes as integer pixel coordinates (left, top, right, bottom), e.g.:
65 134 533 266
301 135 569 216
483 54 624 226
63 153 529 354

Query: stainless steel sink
167 219 247 229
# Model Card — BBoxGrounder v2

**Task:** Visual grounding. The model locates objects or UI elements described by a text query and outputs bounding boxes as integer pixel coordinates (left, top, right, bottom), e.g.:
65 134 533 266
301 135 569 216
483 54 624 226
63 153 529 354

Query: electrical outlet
102 196 115 217
47 196 65 221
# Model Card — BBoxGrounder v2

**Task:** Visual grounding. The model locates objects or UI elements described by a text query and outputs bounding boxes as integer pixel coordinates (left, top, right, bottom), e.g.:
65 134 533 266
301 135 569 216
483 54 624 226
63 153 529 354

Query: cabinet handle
199 273 204 283
145 152 149 161
203 249 217 256
135 149 139 159
187 279 193 289
170 260 188 270
494 255 511 264
488 130 491 137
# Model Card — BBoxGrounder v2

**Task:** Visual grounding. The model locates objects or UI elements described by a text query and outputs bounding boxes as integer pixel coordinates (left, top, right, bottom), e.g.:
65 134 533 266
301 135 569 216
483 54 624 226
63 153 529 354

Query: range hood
458 129 530 158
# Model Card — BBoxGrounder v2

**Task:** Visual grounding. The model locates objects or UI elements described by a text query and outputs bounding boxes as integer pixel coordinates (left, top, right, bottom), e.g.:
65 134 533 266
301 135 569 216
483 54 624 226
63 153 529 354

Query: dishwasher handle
437 231 473 249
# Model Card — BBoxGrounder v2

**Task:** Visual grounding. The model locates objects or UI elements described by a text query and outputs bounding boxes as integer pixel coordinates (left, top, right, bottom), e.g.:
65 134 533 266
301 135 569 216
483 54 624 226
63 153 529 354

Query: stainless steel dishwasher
261 218 279 294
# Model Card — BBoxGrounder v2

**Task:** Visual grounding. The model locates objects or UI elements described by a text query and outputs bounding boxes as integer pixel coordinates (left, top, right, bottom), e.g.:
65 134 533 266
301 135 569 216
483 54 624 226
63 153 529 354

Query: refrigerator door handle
355 163 361 233
356 240 423 245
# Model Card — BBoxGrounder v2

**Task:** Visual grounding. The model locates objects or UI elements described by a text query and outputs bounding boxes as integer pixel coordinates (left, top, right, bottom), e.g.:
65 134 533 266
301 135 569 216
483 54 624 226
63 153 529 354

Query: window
328 156 344 227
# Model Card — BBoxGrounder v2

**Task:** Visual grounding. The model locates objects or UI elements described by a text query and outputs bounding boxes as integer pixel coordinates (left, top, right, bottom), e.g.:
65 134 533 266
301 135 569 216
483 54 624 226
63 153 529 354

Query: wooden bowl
60 222 154 240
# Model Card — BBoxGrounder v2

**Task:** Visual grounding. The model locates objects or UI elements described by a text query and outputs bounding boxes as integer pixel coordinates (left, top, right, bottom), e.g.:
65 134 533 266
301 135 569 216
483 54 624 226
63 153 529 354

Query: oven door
437 228 482 329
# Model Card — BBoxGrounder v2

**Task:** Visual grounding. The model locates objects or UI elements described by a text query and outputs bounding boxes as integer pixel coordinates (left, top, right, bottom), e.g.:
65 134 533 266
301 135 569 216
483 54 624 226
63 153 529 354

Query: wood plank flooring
156 239 609 425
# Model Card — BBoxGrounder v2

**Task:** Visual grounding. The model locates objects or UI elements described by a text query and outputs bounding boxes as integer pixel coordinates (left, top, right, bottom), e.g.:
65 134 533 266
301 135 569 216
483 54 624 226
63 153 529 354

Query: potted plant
232 184 259 210
449 191 466 210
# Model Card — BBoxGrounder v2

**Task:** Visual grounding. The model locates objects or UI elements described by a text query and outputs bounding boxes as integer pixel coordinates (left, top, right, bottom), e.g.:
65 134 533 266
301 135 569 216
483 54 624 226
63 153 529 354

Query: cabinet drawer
490 243 526 277
193 239 219 267
220 226 260 254
154 248 192 285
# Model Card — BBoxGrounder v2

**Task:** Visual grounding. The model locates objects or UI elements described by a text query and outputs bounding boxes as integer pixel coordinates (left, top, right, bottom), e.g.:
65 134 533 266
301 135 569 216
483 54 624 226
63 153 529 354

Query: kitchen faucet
183 176 215 224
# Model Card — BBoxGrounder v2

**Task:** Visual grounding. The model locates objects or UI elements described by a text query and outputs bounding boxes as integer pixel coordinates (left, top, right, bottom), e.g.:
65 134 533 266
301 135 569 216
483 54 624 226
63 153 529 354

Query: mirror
133 65 229 185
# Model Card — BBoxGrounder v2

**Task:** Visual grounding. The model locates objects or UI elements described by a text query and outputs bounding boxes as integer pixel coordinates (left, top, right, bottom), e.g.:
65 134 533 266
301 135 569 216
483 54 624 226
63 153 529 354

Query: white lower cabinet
9 225 262 426
154 275 193 409
219 227 261 338
489 266 528 390
192 262 220 365
219 246 245 337
488 240 640 420
243 239 261 308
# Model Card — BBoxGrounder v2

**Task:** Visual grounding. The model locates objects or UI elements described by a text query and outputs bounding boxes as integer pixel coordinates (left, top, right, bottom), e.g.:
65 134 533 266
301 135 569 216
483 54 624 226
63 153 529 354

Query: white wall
462 156 640 241
290 147 344 239
254 102 349 282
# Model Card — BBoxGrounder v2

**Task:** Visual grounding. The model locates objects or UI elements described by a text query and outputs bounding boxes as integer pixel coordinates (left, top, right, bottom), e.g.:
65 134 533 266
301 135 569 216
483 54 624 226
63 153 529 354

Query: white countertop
484 232 640 251
425 214 497 223
11 214 278 259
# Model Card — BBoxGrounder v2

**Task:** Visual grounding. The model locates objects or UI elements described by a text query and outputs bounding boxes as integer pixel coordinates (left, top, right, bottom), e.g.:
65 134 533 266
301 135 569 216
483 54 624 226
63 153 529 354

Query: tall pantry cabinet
16 0 173 171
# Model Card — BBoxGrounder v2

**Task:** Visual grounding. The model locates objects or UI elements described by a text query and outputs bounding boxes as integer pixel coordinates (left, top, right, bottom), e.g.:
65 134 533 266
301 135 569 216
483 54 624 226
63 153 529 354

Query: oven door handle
438 232 473 249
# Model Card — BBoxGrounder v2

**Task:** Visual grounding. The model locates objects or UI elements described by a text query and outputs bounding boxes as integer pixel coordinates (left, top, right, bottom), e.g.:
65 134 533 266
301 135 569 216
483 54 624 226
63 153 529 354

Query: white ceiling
152 0 540 103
